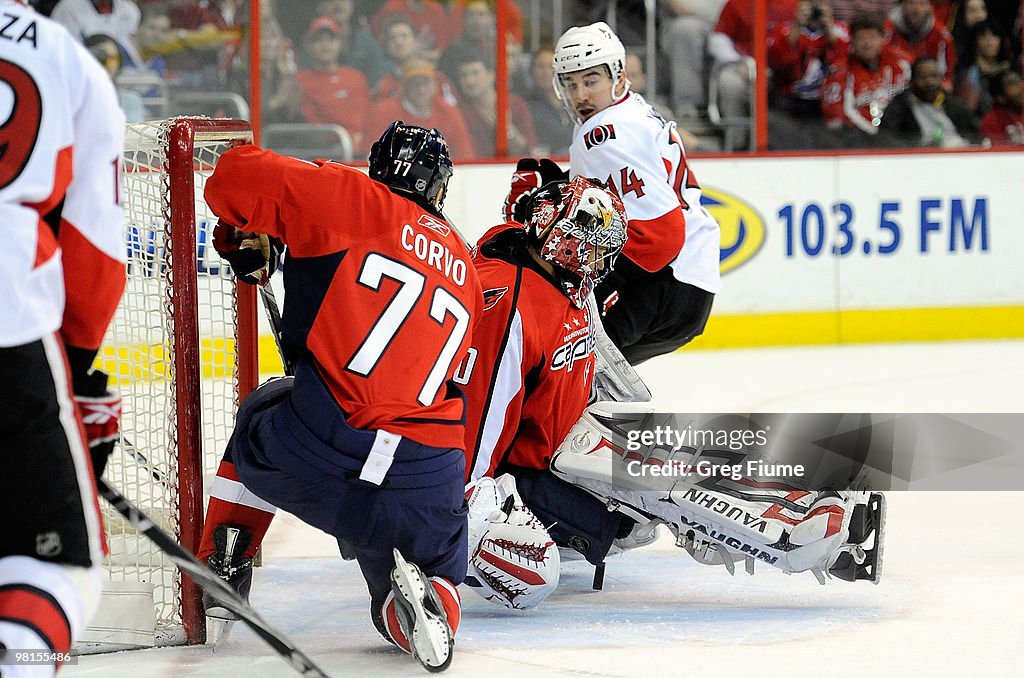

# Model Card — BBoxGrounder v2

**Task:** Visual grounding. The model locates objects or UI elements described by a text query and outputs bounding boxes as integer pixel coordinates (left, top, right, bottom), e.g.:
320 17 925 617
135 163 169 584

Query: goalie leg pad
550 404 885 582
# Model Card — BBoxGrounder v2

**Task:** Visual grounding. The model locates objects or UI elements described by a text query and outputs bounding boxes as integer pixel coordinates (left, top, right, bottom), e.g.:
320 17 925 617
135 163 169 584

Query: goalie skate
390 549 455 672
828 493 886 584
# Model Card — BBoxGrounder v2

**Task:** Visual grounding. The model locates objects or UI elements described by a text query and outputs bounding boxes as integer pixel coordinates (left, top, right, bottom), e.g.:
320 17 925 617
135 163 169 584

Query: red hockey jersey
821 48 911 133
462 225 596 480
768 21 850 100
885 19 956 89
205 145 482 450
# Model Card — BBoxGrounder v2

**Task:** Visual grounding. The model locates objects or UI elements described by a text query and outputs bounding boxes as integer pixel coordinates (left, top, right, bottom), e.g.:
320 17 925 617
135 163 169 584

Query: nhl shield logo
35 531 63 558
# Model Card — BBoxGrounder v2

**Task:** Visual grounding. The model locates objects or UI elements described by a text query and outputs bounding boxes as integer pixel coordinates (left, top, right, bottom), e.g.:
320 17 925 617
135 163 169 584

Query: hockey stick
251 276 359 562
96 478 330 677
255 279 295 376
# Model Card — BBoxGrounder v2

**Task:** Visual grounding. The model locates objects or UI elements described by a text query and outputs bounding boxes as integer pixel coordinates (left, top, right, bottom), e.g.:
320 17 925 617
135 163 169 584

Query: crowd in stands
33 0 1024 155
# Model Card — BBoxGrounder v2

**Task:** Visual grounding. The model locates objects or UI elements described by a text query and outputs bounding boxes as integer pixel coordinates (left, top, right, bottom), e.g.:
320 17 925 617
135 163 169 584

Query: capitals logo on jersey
584 124 616 149
482 286 508 311
550 314 594 373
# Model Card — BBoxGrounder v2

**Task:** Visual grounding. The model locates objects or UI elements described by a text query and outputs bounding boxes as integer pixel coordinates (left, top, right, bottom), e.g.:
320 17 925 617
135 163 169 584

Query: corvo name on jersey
583 124 616 149
1 11 37 47
401 223 467 286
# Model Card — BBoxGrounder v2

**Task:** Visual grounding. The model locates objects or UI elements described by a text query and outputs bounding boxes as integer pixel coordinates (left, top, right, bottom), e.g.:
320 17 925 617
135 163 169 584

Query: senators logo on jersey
584 124 616 149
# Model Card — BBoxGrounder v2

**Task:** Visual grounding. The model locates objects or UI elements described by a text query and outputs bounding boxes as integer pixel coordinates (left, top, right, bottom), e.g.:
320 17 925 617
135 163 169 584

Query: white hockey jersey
0 0 126 348
569 92 722 294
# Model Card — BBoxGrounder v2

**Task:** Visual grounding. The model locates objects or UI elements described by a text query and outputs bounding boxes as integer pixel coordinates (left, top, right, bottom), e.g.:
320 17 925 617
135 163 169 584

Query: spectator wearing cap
316 0 386 87
365 59 475 160
297 16 371 151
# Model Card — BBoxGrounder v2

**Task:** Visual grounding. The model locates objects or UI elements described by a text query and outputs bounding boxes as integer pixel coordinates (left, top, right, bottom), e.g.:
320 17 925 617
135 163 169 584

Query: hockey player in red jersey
1 1 127 675
458 176 642 610
196 122 481 671
508 22 722 366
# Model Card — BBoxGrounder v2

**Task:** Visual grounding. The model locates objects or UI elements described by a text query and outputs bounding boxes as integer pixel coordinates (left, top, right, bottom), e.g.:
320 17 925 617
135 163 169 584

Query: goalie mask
368 121 454 210
526 176 627 309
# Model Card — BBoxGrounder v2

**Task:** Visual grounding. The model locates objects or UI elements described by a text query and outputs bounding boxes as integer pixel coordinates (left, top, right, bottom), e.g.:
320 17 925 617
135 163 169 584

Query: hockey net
91 118 257 648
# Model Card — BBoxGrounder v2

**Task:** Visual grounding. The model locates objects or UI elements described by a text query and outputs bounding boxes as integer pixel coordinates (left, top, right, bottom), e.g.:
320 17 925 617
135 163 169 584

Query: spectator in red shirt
708 0 799 148
455 54 536 157
296 16 371 151
371 0 454 58
885 0 956 89
768 0 852 148
365 60 476 160
981 68 1024 145
822 11 911 146
373 14 459 107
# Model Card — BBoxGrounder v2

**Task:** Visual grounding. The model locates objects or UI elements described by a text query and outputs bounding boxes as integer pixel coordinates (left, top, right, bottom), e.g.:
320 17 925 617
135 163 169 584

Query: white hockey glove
464 474 560 609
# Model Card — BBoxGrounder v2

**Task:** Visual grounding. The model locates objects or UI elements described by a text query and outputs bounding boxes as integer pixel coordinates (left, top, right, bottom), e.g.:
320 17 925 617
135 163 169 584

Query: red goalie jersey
205 145 482 450
462 225 596 480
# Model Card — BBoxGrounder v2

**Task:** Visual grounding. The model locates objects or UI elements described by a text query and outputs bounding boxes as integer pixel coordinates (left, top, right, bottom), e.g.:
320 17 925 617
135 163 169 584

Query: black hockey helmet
368 121 454 210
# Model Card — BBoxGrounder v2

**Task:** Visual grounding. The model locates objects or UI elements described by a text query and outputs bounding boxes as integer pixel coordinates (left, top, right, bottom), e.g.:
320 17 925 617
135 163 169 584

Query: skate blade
867 493 886 584
391 549 453 672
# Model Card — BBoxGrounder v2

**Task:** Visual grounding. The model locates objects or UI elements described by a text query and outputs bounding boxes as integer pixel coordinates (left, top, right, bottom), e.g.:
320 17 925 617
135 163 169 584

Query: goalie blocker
550 403 885 584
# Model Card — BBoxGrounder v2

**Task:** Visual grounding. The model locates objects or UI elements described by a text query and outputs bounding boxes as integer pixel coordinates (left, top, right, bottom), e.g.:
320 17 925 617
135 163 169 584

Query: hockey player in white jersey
0 2 127 675
551 22 722 365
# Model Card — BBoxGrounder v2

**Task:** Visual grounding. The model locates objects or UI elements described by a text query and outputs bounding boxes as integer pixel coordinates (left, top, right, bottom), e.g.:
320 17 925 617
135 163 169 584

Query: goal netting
84 117 257 649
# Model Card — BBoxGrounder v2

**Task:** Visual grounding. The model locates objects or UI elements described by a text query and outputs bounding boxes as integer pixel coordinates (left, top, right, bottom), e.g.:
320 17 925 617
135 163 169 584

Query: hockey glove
73 368 121 482
502 158 568 224
212 221 283 286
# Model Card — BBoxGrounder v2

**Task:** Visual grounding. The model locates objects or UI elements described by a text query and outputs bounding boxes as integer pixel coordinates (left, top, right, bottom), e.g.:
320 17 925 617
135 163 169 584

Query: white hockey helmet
551 22 630 119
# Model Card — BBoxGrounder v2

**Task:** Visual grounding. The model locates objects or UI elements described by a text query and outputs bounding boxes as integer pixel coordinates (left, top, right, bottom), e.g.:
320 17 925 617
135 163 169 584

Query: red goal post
92 117 257 648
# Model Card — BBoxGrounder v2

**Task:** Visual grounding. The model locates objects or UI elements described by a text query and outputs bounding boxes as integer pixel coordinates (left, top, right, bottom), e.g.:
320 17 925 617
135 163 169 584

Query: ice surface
63 340 1024 677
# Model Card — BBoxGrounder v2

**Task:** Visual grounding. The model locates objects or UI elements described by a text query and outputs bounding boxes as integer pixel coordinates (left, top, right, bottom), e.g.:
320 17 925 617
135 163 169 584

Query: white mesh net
98 118 253 644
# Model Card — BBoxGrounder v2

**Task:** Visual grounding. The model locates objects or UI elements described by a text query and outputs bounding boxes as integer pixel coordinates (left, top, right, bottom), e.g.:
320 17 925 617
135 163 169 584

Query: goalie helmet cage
99 117 257 647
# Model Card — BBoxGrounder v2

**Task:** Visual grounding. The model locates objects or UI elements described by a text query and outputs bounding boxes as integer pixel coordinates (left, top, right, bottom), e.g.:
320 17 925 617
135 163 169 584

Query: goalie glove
212 221 284 285
72 368 121 482
464 474 560 610
502 158 568 224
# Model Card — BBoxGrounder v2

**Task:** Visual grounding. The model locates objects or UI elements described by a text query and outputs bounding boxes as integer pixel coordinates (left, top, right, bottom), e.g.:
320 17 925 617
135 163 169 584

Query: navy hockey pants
228 364 468 602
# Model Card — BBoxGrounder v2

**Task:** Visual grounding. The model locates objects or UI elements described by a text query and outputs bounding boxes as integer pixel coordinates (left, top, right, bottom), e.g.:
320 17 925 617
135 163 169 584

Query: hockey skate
828 493 886 584
390 548 455 672
203 525 254 622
